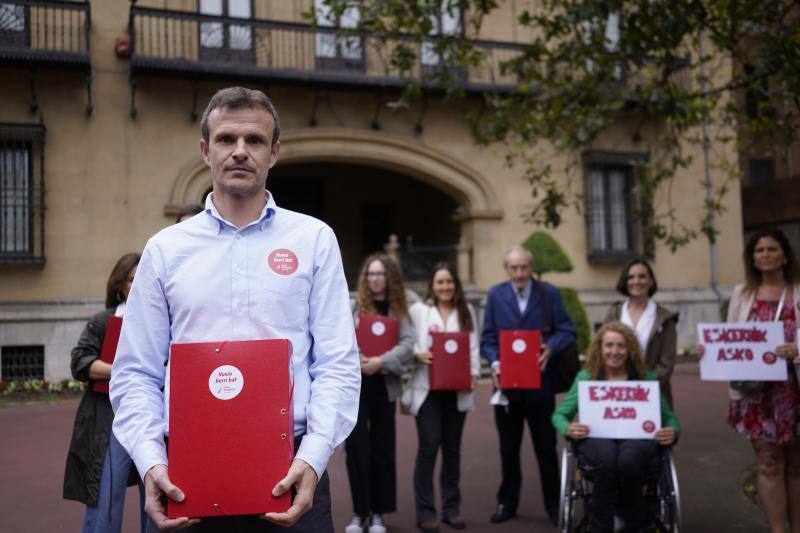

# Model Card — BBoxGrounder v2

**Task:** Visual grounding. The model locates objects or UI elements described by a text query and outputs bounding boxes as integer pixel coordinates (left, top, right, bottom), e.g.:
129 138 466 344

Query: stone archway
278 128 503 219
164 158 211 218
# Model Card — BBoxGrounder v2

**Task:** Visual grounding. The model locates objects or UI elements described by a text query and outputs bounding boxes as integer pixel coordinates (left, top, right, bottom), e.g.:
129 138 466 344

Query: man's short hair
503 244 534 267
200 87 281 145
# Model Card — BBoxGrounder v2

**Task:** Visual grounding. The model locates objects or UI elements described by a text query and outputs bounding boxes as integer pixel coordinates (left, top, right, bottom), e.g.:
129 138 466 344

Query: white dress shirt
110 192 361 480
515 280 532 314
620 299 657 352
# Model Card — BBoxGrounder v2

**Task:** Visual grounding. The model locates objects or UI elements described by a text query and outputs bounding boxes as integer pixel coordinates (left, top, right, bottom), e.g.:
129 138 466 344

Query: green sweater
551 369 680 440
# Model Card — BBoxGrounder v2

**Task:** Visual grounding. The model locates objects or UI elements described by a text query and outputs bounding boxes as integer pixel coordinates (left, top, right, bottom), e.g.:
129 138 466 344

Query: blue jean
82 432 146 533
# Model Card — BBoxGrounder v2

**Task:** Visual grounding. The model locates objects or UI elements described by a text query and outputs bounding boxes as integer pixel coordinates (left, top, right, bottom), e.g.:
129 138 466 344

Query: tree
314 0 800 252
522 231 573 279
523 232 591 352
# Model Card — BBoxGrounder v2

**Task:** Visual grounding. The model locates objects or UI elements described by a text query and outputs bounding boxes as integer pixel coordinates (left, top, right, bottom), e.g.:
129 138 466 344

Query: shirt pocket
261 276 311 328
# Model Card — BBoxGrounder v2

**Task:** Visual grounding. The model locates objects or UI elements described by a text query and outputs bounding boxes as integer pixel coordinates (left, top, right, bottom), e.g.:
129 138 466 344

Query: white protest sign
698 322 788 381
577 381 661 440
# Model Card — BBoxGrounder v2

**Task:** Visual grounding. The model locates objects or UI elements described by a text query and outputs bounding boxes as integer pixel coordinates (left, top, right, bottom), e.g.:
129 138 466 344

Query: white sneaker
368 513 387 533
344 515 365 533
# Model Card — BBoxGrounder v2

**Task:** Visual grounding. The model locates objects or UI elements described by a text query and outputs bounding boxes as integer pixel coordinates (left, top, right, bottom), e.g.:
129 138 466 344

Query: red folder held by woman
167 339 294 518
429 331 471 391
499 330 541 389
93 315 122 393
355 314 398 357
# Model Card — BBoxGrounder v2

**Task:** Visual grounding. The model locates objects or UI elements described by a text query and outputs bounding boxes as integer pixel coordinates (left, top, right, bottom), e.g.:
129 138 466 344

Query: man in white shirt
110 87 360 532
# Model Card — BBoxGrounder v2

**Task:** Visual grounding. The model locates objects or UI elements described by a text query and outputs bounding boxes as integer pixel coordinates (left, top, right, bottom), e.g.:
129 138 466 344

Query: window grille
586 162 636 260
0 123 45 264
1 345 45 381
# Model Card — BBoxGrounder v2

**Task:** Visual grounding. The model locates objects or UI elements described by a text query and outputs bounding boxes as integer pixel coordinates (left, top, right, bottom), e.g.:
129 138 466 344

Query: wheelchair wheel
558 447 575 533
657 449 682 532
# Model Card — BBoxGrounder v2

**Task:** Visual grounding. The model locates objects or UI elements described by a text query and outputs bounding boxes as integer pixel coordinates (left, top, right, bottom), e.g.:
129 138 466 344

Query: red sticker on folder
268 249 298 275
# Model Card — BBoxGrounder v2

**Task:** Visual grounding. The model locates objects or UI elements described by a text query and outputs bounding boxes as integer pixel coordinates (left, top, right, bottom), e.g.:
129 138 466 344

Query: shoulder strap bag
538 282 581 394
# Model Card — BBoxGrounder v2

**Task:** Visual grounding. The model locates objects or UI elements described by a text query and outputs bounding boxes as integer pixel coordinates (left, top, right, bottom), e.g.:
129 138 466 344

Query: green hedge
522 232 573 276
559 287 591 354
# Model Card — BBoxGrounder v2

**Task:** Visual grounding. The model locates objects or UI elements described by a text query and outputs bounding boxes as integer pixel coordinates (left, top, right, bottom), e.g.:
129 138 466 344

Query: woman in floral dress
712 228 800 533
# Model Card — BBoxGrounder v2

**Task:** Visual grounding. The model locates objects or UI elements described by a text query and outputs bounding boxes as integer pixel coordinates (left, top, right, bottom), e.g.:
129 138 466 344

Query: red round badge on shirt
268 249 298 276
642 420 656 433
762 351 777 365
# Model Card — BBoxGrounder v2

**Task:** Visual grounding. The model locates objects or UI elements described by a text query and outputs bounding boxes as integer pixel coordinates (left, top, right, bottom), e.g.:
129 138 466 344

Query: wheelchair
557 442 681 532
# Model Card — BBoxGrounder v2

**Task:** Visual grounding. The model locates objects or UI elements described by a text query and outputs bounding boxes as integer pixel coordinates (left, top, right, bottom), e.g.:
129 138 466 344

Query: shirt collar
203 191 277 234
514 279 532 299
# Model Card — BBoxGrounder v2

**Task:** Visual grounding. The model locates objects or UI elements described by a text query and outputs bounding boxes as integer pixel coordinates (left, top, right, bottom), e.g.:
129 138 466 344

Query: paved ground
0 363 770 532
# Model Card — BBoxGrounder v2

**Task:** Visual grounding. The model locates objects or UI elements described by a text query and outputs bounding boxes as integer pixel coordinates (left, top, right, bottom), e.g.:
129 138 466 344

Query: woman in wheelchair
552 322 680 533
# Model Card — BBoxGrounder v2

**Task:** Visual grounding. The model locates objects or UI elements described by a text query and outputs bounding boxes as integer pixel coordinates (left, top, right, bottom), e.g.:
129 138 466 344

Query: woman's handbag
538 283 581 394
730 287 787 394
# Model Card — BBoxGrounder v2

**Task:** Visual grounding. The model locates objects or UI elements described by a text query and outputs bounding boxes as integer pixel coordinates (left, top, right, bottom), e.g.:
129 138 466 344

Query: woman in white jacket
408 263 480 533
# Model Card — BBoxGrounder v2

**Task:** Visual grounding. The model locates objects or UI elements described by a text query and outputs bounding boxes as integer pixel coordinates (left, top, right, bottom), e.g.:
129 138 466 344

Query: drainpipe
698 33 723 306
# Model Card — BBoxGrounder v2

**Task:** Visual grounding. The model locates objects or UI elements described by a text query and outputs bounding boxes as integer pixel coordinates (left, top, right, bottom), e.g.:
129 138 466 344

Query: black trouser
344 374 396 517
576 438 659 533
493 394 559 516
413 391 467 522
146 471 333 532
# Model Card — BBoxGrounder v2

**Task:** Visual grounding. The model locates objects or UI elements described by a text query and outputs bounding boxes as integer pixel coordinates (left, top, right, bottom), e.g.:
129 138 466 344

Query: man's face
200 106 280 200
505 249 533 290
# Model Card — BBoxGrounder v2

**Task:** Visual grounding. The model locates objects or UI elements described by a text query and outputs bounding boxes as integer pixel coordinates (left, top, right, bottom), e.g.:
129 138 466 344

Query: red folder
355 314 398 357
499 330 541 389
167 339 294 518
93 315 122 393
429 331 471 391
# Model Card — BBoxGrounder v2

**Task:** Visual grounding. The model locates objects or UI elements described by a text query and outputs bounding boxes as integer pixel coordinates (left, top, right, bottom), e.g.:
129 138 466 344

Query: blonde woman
345 253 415 533
552 322 679 533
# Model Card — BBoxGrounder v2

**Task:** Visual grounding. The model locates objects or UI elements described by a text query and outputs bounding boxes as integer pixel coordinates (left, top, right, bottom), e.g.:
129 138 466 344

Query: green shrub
523 232 573 278
559 287 591 354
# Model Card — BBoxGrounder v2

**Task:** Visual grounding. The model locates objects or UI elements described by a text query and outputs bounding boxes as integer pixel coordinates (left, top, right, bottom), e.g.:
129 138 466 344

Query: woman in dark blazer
604 258 679 406
63 253 145 533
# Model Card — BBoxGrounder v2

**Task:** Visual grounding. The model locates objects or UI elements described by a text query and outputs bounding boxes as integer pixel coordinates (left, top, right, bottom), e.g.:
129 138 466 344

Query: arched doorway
269 162 462 288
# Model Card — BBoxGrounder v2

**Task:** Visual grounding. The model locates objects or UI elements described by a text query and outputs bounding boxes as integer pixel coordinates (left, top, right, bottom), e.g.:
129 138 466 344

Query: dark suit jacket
481 279 576 398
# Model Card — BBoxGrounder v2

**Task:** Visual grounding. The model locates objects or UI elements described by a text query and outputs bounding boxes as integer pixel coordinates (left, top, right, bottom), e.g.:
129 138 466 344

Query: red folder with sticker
429 331 471 391
499 329 542 389
167 339 294 519
355 314 399 357
92 315 123 393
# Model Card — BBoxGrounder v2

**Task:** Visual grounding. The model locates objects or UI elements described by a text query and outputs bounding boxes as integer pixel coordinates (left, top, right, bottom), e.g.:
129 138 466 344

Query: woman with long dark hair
699 228 800 532
408 263 480 533
553 322 679 532
345 253 415 533
605 258 679 406
63 252 146 533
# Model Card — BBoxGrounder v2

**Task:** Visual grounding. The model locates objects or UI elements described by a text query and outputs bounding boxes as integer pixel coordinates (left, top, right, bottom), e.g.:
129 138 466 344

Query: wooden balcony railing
0 0 90 69
128 5 524 93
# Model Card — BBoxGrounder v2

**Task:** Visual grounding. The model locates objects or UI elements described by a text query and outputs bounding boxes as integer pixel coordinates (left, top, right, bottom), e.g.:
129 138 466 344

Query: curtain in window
0 144 30 253
607 167 628 250
588 166 607 251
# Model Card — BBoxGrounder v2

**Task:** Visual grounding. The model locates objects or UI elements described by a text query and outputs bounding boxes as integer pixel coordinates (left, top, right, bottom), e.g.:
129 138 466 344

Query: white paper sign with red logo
577 381 662 440
698 322 788 381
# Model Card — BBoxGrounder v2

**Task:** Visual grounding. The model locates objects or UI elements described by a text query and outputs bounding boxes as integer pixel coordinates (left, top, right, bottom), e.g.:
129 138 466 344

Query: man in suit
481 245 576 525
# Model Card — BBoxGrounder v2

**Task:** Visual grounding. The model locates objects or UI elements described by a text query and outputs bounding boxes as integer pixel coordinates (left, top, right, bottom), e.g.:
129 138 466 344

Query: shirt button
235 234 243 240
235 268 243 275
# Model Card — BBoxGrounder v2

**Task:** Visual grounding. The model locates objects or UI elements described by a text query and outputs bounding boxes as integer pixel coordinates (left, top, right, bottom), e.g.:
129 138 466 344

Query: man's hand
263 459 319 527
693 344 705 359
655 427 676 446
539 346 551 371
360 355 383 376
566 422 589 440
491 362 500 388
143 464 200 530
